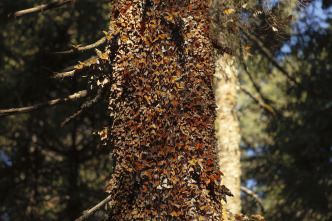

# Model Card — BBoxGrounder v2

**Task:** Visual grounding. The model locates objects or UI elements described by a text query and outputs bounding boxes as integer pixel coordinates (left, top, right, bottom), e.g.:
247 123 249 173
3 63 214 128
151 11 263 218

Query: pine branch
50 37 106 55
75 194 112 221
239 85 276 116
240 59 273 106
240 186 265 213
8 0 77 18
0 90 87 118
245 30 300 86
241 27 331 99
238 45 267 102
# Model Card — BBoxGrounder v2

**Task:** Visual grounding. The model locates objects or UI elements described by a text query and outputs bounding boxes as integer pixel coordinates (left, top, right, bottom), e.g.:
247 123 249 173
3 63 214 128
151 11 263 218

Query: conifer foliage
92 0 232 219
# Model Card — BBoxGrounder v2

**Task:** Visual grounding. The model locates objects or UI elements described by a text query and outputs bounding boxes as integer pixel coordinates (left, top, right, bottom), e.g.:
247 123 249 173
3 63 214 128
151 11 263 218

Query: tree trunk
99 0 232 220
215 54 241 214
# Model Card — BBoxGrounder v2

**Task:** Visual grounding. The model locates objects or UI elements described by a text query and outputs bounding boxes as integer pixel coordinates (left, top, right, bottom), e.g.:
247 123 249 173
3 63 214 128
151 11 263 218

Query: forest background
0 0 331 221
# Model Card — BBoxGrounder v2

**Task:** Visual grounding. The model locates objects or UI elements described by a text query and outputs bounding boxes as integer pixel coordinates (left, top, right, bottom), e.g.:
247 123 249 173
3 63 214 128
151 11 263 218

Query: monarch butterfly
90 58 98 64
71 44 81 49
99 53 108 60
74 63 84 69
122 35 128 43
224 9 235 14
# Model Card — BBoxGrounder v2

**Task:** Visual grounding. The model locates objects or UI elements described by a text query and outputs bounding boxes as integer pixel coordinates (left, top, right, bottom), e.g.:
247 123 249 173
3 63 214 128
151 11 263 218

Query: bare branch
50 37 106 55
8 0 77 18
240 186 265 213
75 194 112 221
61 87 105 127
240 85 276 116
0 90 87 118
52 55 98 79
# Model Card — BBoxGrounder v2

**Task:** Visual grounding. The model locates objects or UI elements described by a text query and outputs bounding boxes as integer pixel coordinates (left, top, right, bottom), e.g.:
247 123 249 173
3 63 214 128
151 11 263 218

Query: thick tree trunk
100 0 232 220
215 55 241 214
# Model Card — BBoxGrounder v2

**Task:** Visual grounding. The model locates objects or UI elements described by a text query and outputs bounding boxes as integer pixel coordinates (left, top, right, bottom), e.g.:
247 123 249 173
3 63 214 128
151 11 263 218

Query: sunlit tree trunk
215 55 241 214
211 0 242 214
100 0 232 219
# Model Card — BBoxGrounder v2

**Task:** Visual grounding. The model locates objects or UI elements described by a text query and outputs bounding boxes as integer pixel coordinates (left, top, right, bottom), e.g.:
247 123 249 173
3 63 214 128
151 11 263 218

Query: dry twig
50 37 106 55
240 85 276 116
8 0 77 18
75 194 112 221
0 90 87 118
61 87 105 127
52 55 99 79
241 186 265 213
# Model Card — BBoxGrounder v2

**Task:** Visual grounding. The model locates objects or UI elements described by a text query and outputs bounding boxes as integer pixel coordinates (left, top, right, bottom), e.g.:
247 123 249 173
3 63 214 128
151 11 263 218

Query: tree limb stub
52 70 76 79
0 90 87 118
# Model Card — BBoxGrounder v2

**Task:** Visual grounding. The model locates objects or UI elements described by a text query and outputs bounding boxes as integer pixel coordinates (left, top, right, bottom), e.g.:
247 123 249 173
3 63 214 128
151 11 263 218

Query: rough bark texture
215 55 241 214
96 0 232 220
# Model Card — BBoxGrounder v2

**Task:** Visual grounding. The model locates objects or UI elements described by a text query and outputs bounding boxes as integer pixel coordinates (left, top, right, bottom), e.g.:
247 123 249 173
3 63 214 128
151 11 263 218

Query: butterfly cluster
95 0 232 220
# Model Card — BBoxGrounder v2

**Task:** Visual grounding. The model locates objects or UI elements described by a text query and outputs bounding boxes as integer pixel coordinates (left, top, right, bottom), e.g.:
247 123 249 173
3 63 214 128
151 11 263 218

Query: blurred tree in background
239 1 332 220
0 1 112 220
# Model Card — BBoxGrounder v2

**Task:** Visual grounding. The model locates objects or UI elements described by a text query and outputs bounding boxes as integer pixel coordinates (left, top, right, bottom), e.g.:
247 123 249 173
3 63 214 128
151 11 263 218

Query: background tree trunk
215 54 241 214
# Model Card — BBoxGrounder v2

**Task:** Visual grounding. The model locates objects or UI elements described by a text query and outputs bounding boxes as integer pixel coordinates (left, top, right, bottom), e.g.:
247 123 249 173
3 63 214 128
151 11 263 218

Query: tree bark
99 0 232 220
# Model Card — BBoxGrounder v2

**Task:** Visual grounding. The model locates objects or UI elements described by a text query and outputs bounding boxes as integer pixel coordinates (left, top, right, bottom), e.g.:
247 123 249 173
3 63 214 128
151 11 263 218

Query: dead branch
61 87 105 127
240 85 276 116
52 55 99 79
50 37 106 55
8 0 77 18
0 90 87 118
240 186 265 213
75 194 112 221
